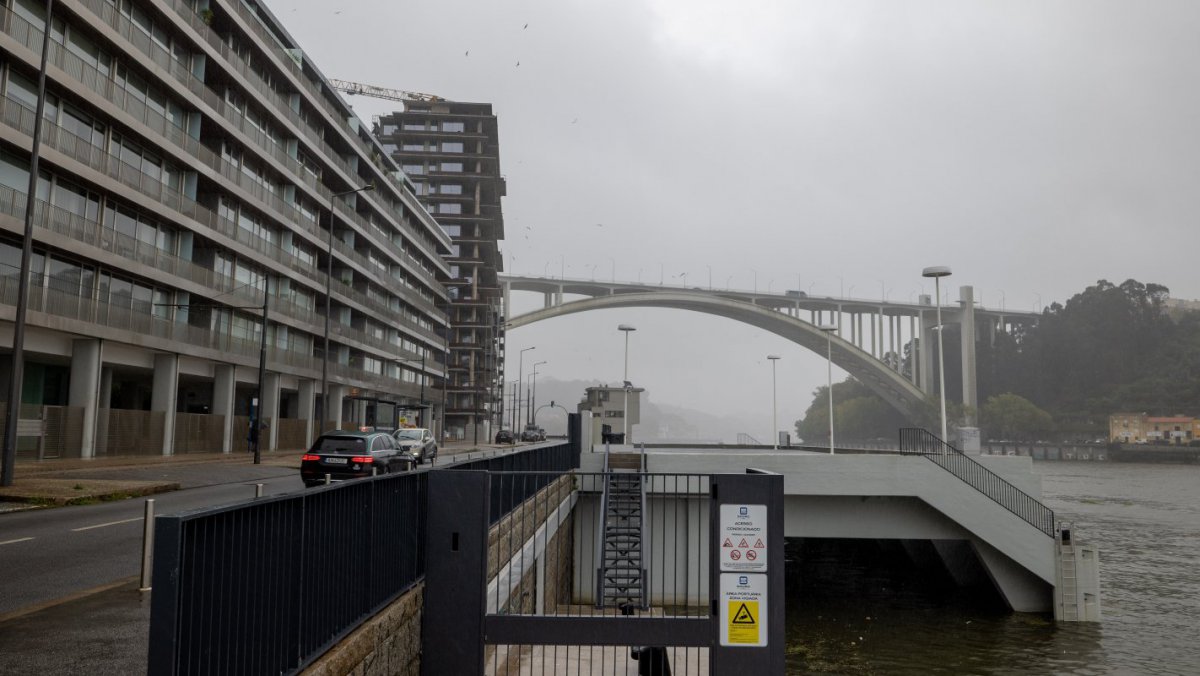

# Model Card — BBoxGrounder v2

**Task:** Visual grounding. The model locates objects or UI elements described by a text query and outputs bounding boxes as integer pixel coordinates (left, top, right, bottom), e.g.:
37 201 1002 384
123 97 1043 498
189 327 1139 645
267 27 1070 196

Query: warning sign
719 504 768 572
719 573 767 647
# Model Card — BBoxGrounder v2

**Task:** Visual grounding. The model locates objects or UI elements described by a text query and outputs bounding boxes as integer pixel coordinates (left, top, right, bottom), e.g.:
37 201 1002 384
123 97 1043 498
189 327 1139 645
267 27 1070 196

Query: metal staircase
595 446 649 609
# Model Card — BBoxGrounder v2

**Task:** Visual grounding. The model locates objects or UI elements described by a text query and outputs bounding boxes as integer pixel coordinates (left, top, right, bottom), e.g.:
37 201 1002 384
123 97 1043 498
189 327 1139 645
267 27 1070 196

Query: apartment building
375 102 505 442
1109 413 1198 445
0 0 450 458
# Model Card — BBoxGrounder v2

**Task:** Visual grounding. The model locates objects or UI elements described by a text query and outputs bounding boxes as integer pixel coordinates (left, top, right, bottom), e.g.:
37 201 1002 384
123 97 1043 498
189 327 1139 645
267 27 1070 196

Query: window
402 143 425 151
440 184 463 195
402 123 425 131
441 121 464 133
437 203 462 215
440 142 463 153
402 164 424 175
439 162 463 173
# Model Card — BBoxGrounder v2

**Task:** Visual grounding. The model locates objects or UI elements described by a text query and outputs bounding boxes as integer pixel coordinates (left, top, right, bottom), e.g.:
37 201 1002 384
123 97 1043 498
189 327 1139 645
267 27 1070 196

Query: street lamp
2 0 54 487
767 355 781 449
922 265 952 447
618 324 636 443
321 184 374 437
530 361 547 425
517 346 535 432
818 324 837 454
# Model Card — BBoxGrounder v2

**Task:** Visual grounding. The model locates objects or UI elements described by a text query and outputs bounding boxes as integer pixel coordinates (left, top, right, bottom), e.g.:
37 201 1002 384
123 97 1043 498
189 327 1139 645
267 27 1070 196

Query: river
784 461 1200 675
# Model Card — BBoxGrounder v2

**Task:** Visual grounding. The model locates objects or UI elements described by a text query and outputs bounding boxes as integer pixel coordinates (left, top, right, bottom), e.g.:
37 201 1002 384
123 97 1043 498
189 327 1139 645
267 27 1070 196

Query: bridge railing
898 428 1055 537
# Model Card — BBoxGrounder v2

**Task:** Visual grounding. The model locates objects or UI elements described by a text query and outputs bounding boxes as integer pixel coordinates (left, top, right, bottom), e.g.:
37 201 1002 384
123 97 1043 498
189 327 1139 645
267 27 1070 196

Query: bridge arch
506 291 928 420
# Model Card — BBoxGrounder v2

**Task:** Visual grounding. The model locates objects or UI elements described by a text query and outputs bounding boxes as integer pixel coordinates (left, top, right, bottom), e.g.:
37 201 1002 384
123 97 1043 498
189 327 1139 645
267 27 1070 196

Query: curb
0 481 181 506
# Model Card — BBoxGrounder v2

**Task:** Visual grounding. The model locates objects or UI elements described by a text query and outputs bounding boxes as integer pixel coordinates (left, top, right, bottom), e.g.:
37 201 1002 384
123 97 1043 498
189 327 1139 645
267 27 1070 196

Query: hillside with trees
795 279 1200 442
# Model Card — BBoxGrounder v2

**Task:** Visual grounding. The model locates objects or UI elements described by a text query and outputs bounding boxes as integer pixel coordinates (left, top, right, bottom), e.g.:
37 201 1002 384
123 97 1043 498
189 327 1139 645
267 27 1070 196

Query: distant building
578 385 643 444
1109 413 1196 444
375 102 506 442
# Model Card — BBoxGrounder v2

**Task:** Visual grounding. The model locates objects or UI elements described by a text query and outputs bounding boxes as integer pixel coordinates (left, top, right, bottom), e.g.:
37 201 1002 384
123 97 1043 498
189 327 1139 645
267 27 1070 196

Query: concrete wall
301 585 423 676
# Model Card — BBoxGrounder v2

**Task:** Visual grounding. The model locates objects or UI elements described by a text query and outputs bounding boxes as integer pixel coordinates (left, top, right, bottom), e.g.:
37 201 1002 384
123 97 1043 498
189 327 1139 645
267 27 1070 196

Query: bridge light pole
517 346 535 432
618 324 636 443
530 361 547 425
767 355 781 449
818 324 838 454
922 266 952 447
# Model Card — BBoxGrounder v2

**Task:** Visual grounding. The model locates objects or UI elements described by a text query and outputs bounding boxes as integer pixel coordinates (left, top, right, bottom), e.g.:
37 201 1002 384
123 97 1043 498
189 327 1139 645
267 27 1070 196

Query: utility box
777 431 790 448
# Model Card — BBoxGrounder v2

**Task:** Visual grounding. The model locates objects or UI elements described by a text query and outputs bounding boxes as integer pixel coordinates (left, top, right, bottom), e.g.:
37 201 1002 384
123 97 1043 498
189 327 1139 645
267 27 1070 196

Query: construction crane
328 79 444 103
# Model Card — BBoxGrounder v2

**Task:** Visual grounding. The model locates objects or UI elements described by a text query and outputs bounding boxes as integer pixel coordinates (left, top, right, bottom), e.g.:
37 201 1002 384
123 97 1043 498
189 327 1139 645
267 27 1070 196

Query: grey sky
272 0 1200 438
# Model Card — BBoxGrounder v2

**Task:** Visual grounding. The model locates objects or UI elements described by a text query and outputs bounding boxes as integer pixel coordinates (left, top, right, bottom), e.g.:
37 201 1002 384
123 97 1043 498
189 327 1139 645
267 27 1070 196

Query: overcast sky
272 0 1200 438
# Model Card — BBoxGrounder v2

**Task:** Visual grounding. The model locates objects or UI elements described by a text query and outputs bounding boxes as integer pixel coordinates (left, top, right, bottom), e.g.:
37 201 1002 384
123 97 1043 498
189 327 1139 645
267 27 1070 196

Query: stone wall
488 475 574 579
302 584 423 676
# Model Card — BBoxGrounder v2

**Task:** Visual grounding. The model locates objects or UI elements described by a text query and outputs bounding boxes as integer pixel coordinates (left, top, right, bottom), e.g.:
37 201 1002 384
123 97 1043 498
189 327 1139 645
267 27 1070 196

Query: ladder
596 451 648 608
1057 541 1079 621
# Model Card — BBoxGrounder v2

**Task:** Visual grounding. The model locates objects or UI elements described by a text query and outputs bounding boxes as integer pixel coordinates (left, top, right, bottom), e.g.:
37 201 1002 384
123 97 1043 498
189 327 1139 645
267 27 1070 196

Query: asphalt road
0 464 305 617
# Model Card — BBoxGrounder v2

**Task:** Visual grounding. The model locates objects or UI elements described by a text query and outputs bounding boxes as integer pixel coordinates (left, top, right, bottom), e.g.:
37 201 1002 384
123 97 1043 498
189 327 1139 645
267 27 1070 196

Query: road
0 463 304 617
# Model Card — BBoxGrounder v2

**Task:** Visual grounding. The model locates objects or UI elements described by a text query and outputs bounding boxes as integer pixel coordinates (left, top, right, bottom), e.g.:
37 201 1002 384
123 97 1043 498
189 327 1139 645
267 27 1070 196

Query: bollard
325 473 331 485
254 483 264 498
372 465 378 477
139 499 155 591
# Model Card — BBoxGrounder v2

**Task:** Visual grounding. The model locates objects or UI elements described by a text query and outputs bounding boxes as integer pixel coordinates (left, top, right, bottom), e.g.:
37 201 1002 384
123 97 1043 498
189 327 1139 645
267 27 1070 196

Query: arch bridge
501 275 1038 421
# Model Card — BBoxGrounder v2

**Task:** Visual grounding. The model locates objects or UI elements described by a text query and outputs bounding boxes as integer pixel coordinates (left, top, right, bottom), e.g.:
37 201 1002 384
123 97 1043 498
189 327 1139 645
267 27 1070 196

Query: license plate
323 457 348 464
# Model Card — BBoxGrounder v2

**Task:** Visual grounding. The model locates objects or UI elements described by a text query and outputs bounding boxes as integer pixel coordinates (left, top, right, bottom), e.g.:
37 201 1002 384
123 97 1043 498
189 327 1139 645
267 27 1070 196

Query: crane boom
328 79 444 103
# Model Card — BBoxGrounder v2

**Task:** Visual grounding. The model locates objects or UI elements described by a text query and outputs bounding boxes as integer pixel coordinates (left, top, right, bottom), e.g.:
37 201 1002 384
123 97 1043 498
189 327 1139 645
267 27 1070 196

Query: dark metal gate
422 468 784 675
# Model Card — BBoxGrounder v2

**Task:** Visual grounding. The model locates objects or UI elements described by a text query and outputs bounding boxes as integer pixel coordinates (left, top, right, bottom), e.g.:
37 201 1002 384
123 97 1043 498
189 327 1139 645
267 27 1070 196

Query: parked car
495 429 516 444
520 424 546 442
394 427 438 463
301 431 413 487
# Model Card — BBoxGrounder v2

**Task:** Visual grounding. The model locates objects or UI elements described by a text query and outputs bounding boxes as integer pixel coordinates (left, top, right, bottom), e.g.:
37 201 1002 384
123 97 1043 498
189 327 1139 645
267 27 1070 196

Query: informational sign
719 573 767 647
719 504 767 572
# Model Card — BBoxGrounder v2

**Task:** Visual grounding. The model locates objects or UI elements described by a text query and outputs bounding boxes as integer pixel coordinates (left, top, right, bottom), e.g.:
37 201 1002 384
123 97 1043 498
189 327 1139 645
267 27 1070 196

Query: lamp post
767 355 781 449
818 324 838 454
922 266 952 447
530 361 546 425
2 0 54 487
320 184 374 438
517 346 535 432
618 324 636 443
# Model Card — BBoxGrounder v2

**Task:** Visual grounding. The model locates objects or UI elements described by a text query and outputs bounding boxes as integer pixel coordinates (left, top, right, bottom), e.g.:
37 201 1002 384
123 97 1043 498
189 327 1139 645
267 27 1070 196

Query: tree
980 393 1053 441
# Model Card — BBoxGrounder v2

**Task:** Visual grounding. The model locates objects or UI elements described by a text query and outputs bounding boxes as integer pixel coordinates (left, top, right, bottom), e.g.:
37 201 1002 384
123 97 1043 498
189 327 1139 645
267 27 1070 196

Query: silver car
393 428 438 464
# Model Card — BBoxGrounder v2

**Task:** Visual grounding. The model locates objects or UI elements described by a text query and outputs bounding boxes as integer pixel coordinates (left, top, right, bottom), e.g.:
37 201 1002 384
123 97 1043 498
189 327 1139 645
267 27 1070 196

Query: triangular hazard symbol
754 538 765 548
723 538 734 548
731 603 756 625
738 538 749 548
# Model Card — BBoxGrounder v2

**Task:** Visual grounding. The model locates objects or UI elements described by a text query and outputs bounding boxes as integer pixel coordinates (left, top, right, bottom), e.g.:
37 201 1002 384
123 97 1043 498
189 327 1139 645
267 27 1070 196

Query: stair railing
594 441 612 607
638 443 649 609
898 428 1055 537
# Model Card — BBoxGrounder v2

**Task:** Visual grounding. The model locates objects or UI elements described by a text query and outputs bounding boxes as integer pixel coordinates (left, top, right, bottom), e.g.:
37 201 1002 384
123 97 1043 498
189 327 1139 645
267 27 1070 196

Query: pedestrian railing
445 440 579 526
898 428 1055 537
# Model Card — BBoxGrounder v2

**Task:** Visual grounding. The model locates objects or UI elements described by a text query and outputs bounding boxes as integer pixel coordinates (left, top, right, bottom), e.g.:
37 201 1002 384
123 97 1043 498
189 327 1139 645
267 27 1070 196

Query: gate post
422 470 490 676
710 470 785 674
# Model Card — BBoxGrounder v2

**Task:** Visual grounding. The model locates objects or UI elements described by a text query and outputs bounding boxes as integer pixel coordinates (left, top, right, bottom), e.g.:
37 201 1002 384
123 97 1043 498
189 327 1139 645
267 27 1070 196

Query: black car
495 429 516 444
301 431 414 487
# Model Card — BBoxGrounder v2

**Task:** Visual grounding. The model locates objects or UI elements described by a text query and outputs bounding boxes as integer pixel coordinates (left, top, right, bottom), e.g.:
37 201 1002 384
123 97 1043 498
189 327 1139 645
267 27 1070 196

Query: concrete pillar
152 353 179 456
261 372 281 451
919 310 936 396
69 339 102 458
543 292 553 309
298 378 316 447
960 285 978 423
330 385 346 429
555 285 563 305
213 364 235 453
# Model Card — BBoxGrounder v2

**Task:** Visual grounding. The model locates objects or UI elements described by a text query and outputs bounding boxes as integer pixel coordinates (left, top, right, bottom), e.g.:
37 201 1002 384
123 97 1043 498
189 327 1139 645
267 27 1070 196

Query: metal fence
173 413 226 454
147 471 427 676
447 441 580 526
899 428 1055 537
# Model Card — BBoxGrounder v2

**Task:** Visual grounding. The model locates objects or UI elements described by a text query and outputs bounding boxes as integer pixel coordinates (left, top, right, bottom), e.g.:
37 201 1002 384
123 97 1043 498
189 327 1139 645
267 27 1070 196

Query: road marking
0 537 34 546
71 517 142 532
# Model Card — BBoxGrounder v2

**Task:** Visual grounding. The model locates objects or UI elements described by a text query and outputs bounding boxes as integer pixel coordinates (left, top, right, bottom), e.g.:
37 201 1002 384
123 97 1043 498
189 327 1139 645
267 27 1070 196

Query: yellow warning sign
727 601 759 644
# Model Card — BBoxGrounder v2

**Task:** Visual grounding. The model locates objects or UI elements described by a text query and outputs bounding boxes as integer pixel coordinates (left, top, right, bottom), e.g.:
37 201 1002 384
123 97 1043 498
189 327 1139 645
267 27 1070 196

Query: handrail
594 441 612 607
638 443 649 608
898 428 1055 537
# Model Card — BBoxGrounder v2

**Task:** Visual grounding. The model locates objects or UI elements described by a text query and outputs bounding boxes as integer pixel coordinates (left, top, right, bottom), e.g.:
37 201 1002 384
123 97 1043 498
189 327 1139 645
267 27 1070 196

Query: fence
173 413 226 454
275 418 308 451
96 409 164 456
447 441 580 526
0 404 85 459
898 428 1055 537
148 471 427 676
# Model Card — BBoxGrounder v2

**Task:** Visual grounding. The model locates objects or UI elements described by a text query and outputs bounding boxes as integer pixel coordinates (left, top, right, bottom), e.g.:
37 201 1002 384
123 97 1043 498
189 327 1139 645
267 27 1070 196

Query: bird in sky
571 118 578 124
516 61 521 67
465 50 470 57
595 223 603 227
523 23 529 29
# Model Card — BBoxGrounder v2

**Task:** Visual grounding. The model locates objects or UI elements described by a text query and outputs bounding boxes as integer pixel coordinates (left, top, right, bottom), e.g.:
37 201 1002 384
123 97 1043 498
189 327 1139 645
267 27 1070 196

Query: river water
784 462 1200 675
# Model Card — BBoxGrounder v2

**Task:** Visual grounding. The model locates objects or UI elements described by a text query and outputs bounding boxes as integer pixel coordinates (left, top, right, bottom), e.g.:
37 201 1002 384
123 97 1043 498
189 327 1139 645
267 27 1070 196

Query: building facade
1109 413 1198 445
375 102 505 442
578 385 643 444
0 0 450 459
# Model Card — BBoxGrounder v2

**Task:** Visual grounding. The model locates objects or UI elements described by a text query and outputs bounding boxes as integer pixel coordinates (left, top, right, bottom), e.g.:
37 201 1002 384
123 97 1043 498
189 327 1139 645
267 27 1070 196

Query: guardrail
147 471 427 676
898 428 1055 537
445 440 579 526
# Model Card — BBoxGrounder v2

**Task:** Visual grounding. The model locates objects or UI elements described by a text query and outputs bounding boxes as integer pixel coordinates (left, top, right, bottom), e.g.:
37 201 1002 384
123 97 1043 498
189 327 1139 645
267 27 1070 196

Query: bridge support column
960 285 978 424
543 292 553 308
